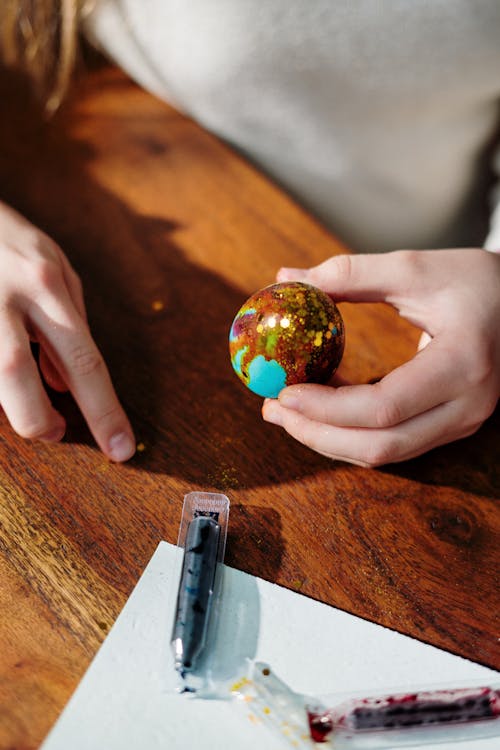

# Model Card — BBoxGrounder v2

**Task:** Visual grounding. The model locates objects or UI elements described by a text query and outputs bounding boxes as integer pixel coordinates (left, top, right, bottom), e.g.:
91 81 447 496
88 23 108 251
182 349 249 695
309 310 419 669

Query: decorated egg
229 282 345 398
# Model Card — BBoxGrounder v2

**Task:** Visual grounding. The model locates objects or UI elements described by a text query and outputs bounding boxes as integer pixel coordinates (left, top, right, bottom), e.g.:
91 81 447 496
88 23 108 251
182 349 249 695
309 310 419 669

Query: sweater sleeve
484 141 500 252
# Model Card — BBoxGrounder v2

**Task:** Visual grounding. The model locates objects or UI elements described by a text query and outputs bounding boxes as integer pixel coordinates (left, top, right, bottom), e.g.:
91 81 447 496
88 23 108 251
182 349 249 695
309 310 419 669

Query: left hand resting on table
262 248 500 466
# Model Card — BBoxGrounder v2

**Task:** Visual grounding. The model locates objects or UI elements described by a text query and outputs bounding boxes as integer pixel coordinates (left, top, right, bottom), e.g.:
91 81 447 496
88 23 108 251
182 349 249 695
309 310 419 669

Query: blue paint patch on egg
246 356 287 398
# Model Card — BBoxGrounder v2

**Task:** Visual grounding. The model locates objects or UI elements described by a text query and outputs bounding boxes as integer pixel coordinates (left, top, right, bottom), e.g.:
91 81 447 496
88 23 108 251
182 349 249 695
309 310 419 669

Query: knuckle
68 345 103 378
373 392 403 428
466 395 497 426
483 392 499 419
28 257 63 292
362 438 400 467
464 348 495 388
94 404 123 429
329 254 353 286
397 249 421 273
14 418 53 440
0 346 32 376
460 421 483 441
394 250 424 291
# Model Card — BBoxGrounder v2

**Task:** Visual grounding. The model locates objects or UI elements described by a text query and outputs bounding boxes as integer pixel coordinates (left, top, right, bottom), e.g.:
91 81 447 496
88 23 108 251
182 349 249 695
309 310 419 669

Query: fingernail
41 424 66 442
277 267 309 282
262 404 283 426
108 432 136 462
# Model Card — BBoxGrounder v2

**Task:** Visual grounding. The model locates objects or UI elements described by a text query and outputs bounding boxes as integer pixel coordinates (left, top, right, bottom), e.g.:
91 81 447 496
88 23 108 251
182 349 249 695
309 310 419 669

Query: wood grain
0 64 498 750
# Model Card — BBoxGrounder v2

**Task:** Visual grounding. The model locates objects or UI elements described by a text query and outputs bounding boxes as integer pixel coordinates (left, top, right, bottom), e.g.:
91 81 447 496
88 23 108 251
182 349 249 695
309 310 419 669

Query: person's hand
262 249 500 466
0 201 135 461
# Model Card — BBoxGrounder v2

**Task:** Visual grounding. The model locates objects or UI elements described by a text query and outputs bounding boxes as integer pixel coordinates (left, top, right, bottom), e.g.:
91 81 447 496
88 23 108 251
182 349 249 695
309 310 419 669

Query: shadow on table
224 504 285 577
0 68 333 491
1 68 497 500
380 407 500 501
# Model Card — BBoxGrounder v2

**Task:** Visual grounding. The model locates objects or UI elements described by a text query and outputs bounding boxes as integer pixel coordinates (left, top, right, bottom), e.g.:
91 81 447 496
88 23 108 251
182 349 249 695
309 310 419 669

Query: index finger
31 300 135 462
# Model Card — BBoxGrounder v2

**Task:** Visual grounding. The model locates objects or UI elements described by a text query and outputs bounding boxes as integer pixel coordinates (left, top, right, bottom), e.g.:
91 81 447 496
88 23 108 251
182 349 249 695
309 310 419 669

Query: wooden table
0 64 498 750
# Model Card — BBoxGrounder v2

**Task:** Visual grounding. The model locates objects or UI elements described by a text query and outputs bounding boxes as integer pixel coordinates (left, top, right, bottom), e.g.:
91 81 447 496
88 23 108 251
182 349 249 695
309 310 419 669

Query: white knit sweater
84 0 500 253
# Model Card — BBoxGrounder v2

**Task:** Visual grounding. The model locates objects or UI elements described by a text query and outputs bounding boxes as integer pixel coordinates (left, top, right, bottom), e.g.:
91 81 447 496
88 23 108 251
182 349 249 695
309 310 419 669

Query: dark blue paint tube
171 515 221 677
170 491 230 694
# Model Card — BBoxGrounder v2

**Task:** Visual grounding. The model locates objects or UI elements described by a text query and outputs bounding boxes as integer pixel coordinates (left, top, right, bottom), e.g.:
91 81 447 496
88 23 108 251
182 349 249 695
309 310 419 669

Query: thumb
276 250 418 304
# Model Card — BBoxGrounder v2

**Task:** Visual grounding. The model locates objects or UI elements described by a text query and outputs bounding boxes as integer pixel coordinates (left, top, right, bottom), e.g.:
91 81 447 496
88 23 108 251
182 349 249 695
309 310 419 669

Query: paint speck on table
207 464 240 490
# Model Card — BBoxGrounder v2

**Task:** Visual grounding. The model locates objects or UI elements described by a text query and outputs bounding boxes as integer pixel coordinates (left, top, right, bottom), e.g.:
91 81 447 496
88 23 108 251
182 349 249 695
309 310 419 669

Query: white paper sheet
41 541 498 750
